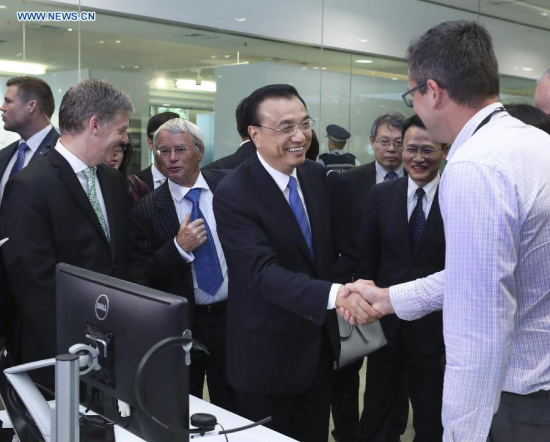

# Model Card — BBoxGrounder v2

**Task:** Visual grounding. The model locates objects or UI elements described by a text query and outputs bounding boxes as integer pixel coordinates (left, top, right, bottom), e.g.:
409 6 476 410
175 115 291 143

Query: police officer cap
326 124 350 142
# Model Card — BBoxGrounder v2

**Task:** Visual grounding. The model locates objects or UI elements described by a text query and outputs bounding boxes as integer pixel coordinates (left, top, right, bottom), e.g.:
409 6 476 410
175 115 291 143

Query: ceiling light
541 12 549 17
162 104 172 107
522 67 533 71
357 38 368 43
175 79 216 92
355 59 373 64
134 66 139 69
0 60 46 75
224 55 230 58
115 40 121 44
99 40 104 44
155 78 167 88
67 28 73 32
235 17 246 22
120 65 125 69
0 5 7 9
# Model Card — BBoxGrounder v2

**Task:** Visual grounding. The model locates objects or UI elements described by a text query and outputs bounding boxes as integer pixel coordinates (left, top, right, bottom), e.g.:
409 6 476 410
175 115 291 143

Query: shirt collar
256 151 299 193
447 101 504 162
55 140 89 174
151 163 166 184
407 173 440 204
168 172 209 202
22 124 53 153
375 161 404 178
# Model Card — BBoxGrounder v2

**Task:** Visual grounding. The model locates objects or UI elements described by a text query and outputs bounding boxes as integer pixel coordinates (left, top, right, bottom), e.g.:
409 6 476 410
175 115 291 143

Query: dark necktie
409 187 426 254
287 176 314 255
83 167 110 241
9 142 29 177
384 171 398 181
184 188 223 296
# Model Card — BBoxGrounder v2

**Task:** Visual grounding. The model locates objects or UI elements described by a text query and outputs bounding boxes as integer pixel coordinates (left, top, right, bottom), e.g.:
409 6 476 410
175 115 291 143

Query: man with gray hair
131 118 234 411
535 68 550 115
0 79 140 375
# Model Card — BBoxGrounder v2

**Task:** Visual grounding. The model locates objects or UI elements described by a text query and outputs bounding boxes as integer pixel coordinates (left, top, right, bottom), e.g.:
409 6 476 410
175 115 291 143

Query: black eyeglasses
401 81 427 108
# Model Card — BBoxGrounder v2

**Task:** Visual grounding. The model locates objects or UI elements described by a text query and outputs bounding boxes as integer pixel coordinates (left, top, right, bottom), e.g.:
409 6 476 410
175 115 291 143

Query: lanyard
473 106 506 134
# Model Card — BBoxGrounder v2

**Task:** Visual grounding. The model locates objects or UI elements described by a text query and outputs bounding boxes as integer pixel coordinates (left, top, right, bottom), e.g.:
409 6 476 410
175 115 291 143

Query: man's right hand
335 285 382 325
176 213 207 252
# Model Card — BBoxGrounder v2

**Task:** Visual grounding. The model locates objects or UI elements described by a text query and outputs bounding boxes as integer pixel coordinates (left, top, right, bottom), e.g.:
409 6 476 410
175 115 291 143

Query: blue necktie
409 187 426 254
384 171 398 181
287 176 314 256
184 188 223 296
9 142 29 177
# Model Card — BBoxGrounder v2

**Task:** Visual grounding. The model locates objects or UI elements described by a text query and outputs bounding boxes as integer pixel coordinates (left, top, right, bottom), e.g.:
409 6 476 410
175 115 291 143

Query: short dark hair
235 98 249 139
119 142 133 175
401 114 426 139
305 130 320 161
370 111 407 140
244 84 307 129
505 103 550 135
147 112 180 140
406 20 500 107
7 76 55 118
59 79 133 135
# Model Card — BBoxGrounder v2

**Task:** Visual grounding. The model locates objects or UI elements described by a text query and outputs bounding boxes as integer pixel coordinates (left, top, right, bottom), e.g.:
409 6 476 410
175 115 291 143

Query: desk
0 396 297 441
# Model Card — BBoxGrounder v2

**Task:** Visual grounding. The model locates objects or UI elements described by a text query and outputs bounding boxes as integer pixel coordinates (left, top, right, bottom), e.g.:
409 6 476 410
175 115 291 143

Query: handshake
335 280 395 325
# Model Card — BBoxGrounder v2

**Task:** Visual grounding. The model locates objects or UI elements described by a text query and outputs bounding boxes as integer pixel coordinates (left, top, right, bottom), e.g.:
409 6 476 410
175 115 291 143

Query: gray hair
370 111 407 140
153 118 204 152
537 68 550 86
59 79 133 135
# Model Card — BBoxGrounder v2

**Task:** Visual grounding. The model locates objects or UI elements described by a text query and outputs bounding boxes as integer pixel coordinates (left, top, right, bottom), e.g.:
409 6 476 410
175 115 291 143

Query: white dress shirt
256 152 341 309
375 161 405 184
151 163 166 189
389 102 550 441
170 173 229 305
55 141 110 238
0 124 53 200
406 174 439 220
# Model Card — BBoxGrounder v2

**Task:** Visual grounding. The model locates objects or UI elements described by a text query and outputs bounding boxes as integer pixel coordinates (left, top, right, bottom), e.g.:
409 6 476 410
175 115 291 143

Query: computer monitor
56 263 190 442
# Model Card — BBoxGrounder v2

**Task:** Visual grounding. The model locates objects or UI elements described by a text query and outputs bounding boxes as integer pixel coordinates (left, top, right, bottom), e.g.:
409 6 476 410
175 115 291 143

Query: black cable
216 423 229 442
6 384 44 441
135 335 209 435
218 416 272 435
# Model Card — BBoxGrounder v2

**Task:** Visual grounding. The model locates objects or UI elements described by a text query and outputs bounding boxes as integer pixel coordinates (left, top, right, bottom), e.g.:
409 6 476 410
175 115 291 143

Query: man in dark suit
332 111 408 442
0 76 59 201
344 111 407 222
355 115 448 442
0 79 139 374
213 84 374 442
135 111 180 191
203 97 256 170
131 118 234 411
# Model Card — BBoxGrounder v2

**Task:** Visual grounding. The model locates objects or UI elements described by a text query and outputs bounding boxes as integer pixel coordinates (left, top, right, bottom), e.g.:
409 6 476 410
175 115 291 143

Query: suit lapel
50 149 110 244
155 181 180 239
29 128 60 165
250 155 314 265
0 142 18 176
390 179 413 260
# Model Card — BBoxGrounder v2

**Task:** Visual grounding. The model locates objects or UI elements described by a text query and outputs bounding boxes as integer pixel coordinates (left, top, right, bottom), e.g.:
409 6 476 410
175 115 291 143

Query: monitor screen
56 263 189 441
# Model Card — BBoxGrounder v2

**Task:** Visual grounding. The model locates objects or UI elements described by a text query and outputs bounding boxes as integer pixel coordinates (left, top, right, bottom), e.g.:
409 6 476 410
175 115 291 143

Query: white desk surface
0 395 297 441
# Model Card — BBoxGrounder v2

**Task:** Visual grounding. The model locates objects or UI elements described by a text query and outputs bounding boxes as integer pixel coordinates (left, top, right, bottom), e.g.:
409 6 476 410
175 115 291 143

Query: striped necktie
9 142 29 177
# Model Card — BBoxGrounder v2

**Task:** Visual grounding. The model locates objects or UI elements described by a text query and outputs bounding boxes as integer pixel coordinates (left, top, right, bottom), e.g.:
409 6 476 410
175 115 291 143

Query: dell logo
95 294 109 321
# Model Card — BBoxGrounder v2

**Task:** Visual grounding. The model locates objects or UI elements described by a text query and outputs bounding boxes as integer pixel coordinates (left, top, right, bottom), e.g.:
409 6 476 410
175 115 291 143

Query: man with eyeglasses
344 111 407 222
355 114 448 442
332 110 407 442
131 118 235 412
212 84 374 442
342 20 550 442
134 111 180 192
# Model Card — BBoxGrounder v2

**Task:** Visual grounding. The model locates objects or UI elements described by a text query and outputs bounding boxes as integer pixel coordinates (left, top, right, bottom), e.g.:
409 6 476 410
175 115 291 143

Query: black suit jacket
203 140 256 170
213 155 340 395
130 170 228 317
0 148 140 364
135 164 154 191
356 177 444 355
0 127 60 190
